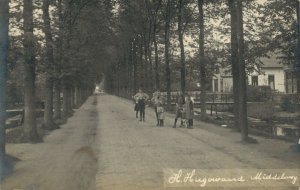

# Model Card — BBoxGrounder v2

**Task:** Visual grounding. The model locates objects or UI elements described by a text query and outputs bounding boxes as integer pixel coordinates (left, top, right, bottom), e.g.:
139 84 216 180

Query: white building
211 56 298 94
248 58 285 92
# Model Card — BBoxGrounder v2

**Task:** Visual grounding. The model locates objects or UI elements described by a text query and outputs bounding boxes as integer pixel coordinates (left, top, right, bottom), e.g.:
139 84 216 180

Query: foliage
247 85 272 102
247 102 276 121
280 94 299 113
258 0 298 65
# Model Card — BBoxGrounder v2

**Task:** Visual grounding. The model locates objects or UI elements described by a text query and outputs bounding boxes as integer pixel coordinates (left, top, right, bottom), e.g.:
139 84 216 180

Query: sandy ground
2 96 98 190
1 94 299 190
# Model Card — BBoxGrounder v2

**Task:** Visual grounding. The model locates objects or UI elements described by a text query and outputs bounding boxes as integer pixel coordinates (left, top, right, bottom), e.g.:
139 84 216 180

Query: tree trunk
228 0 240 130
296 0 300 95
23 0 39 142
144 27 154 92
62 81 68 120
133 39 138 93
143 34 149 92
23 64 39 141
148 40 154 91
139 36 144 89
43 78 54 129
70 87 74 109
67 86 73 114
42 0 55 129
128 43 133 94
153 22 160 90
53 0 62 121
147 23 154 91
74 86 79 108
237 0 248 141
178 0 186 94
117 63 120 95
165 0 172 110
53 80 61 120
78 87 82 106
198 0 206 118
0 0 9 155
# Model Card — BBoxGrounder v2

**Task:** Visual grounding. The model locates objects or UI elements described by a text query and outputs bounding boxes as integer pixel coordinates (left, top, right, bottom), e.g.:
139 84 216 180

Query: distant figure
134 100 139 118
151 90 161 126
133 89 149 122
173 92 185 128
153 93 165 126
183 94 194 129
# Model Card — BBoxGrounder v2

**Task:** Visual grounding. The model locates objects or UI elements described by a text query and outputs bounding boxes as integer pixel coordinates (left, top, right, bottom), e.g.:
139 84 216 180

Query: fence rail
160 92 234 104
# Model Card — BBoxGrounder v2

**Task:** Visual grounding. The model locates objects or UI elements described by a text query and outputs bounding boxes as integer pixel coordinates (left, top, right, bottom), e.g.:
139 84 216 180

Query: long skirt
157 106 164 119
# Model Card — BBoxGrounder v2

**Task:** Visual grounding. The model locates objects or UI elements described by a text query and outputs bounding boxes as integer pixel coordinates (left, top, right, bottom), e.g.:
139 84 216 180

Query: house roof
260 56 283 68
217 54 287 76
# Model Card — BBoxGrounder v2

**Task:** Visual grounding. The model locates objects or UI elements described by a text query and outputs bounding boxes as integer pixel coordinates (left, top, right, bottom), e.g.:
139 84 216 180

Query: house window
215 67 220 74
292 74 296 93
268 75 275 90
252 76 258 86
285 72 289 93
220 79 224 92
214 79 218 92
285 71 296 94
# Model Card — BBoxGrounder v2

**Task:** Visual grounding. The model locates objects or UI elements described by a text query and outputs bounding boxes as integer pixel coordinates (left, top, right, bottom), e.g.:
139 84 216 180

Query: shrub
280 94 298 113
248 102 275 121
247 85 272 102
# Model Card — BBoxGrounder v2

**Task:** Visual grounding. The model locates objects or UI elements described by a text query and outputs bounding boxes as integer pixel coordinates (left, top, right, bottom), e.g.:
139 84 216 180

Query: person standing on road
184 94 194 129
156 96 165 126
151 90 161 126
133 99 139 119
152 91 165 126
173 92 185 128
133 89 149 122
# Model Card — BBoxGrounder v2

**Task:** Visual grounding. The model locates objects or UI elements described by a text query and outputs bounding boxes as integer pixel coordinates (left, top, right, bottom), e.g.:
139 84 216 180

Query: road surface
1 94 299 190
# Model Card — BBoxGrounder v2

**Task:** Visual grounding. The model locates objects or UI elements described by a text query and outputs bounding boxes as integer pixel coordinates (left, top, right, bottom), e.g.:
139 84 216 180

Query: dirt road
2 97 98 190
1 95 299 190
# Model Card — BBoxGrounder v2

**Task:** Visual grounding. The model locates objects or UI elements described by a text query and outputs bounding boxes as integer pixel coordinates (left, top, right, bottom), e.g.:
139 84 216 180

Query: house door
268 75 275 90
214 79 218 92
251 76 258 86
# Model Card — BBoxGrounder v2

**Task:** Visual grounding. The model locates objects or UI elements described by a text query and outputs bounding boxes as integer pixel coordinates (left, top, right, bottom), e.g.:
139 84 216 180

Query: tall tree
296 0 300 95
236 0 248 141
133 38 138 92
228 0 240 130
227 0 250 141
145 0 162 90
23 0 39 142
152 0 162 90
42 0 56 129
198 0 206 118
164 0 172 110
61 0 72 121
152 0 162 89
53 0 63 120
178 0 186 94
0 0 9 155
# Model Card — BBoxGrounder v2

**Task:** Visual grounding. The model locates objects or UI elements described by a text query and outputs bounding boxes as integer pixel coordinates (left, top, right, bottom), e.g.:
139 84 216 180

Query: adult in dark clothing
173 92 185 128
133 89 149 122
134 100 139 118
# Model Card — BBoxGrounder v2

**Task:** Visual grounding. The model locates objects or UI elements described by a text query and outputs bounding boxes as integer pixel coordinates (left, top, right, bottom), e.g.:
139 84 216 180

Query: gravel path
1 94 299 190
95 95 299 190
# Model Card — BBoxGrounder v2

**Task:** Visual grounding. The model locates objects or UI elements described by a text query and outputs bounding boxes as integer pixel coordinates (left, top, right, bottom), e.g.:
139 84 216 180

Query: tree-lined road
2 95 299 190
